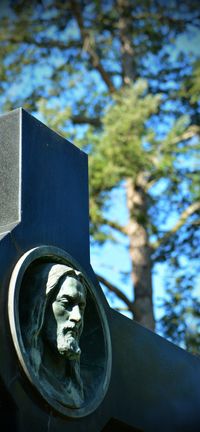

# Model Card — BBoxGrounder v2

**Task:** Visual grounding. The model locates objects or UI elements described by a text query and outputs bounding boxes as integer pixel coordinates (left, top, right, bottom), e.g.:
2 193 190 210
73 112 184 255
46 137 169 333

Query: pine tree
0 0 199 347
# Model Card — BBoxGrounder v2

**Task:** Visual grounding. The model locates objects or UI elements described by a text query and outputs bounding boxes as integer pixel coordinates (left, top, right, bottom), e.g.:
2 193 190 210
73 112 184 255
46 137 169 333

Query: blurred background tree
0 0 200 353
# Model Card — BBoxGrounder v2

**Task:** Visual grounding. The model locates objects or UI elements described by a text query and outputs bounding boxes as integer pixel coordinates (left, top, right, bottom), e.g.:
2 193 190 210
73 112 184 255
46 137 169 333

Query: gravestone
0 108 200 432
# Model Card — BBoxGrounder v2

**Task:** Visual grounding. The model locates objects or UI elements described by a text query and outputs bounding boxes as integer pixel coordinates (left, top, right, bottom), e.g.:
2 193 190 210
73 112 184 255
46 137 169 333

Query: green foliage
100 81 161 179
37 100 72 137
179 59 200 104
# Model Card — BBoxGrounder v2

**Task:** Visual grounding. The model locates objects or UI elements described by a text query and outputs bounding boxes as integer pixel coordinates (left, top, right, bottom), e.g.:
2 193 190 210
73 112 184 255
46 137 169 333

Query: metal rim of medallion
8 245 112 418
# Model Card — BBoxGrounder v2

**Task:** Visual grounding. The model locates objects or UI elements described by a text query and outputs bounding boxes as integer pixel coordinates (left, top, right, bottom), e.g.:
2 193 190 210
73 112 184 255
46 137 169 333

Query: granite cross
0 109 200 432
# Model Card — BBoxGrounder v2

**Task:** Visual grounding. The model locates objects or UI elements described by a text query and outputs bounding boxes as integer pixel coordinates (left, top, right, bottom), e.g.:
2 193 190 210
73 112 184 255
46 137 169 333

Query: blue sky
0 6 199 337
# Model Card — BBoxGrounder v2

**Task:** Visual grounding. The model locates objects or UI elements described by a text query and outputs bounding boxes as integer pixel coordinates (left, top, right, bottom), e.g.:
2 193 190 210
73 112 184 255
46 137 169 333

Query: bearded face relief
52 276 86 360
23 264 88 409
8 247 111 418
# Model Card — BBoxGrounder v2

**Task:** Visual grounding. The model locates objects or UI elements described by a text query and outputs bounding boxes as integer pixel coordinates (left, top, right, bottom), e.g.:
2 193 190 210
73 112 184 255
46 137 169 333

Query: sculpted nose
70 305 81 323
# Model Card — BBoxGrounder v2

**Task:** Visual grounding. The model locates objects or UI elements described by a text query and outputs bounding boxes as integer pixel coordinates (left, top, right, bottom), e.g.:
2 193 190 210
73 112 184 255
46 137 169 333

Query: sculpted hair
24 263 87 375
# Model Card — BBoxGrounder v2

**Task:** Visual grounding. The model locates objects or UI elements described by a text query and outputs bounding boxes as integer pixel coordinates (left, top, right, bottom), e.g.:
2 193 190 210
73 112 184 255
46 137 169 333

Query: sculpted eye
56 298 69 308
61 299 75 312
60 299 70 307
60 299 68 304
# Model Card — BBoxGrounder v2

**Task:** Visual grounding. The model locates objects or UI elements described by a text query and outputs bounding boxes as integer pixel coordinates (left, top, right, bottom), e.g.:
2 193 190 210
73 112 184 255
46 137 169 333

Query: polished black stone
0 109 200 431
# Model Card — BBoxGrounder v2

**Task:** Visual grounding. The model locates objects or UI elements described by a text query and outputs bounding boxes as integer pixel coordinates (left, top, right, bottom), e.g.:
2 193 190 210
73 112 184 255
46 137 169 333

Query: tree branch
70 1 116 93
71 114 101 127
0 33 80 51
168 126 200 146
151 201 200 250
97 273 135 317
100 217 128 235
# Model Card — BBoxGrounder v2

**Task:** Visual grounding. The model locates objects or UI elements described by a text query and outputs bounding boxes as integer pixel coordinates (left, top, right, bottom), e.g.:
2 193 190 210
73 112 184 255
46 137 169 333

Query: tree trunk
117 0 155 330
126 176 155 331
117 0 136 84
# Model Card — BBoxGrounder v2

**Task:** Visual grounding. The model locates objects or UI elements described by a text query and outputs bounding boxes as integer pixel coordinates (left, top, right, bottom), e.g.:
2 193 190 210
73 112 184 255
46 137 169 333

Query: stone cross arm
0 109 200 432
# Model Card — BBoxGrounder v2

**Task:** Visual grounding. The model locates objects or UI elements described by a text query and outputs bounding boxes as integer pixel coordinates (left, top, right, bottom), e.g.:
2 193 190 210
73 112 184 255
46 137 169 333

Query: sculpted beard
56 326 81 360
